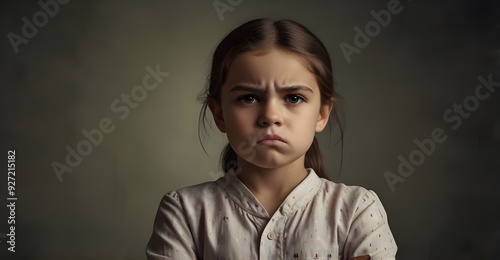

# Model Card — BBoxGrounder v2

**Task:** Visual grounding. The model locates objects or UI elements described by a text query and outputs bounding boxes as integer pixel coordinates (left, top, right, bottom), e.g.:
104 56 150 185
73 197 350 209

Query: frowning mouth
257 134 285 145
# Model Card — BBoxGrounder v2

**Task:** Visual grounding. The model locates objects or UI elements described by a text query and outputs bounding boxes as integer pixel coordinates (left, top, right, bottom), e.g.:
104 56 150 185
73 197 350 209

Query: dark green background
1 0 499 259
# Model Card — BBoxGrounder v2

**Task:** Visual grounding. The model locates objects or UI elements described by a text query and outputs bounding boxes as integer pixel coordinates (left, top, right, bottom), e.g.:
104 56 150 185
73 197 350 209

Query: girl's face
210 48 332 171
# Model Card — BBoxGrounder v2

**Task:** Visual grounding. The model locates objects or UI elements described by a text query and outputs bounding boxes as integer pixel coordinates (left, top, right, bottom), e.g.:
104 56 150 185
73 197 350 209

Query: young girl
146 18 397 260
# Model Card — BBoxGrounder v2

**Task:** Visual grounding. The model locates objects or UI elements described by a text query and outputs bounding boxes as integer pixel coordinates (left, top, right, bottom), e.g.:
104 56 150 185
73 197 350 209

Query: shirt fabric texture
146 168 397 259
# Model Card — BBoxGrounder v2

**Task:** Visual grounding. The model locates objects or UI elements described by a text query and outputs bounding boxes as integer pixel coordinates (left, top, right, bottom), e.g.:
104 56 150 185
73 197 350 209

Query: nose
258 100 283 127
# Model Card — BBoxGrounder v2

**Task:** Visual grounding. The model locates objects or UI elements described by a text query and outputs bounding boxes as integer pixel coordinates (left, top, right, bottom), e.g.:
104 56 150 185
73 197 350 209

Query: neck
234 156 309 197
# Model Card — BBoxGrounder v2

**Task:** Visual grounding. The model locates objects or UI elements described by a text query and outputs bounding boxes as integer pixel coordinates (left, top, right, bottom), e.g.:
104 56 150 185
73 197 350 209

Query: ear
208 98 226 133
315 99 334 133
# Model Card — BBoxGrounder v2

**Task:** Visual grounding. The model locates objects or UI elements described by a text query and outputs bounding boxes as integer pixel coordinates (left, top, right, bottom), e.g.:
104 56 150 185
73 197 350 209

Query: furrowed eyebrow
282 85 314 93
229 85 313 93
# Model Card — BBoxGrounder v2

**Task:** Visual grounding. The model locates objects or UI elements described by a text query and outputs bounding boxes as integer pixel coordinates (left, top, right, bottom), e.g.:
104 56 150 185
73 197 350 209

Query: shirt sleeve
146 191 198 260
343 190 397 260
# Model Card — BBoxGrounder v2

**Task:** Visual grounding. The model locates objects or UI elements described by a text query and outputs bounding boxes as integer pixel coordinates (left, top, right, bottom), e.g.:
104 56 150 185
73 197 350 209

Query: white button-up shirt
146 168 397 259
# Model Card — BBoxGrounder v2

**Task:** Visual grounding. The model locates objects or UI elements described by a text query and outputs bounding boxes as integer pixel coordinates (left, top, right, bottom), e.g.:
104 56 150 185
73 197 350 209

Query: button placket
267 232 277 240
259 215 283 259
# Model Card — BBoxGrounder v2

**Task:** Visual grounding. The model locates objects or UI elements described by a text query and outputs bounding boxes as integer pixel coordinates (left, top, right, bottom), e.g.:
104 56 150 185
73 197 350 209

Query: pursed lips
257 134 285 143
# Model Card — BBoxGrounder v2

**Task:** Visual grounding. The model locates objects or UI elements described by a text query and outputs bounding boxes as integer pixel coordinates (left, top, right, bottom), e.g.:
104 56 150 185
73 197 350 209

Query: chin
242 152 303 170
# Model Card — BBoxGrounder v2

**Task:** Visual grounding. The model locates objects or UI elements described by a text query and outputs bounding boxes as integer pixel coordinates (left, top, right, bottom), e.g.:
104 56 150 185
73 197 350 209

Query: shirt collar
216 168 322 218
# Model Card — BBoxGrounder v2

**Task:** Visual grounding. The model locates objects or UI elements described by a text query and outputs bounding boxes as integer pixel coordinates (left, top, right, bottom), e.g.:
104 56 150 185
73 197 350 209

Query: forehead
224 48 318 88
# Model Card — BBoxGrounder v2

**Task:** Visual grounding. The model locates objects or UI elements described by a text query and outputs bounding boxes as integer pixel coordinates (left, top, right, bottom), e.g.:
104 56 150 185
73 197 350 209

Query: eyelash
237 94 306 105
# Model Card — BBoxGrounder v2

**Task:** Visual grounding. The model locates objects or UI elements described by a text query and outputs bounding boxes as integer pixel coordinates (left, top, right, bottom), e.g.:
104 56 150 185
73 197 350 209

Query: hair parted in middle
198 18 344 179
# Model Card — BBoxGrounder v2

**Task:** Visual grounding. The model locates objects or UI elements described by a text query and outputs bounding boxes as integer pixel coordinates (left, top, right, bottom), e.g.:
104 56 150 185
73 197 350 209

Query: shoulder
162 178 223 205
318 178 377 203
157 170 239 208
316 179 387 218
151 178 225 226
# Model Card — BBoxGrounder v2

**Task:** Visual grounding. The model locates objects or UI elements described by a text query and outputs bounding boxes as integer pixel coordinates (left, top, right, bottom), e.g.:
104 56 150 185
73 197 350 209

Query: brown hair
198 18 344 179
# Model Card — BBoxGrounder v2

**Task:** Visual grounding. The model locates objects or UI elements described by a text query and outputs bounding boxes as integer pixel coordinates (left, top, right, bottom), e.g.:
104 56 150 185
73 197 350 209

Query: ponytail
220 137 329 179
304 137 328 179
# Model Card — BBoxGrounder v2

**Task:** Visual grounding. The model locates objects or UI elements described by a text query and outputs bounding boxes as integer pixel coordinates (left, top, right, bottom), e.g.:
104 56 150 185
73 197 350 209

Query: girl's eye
285 95 304 104
239 95 258 104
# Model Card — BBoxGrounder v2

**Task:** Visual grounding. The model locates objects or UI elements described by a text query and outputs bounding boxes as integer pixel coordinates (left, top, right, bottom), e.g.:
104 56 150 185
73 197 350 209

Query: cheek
294 111 320 142
224 114 254 150
300 123 318 150
300 122 318 140
294 108 319 127
224 109 252 134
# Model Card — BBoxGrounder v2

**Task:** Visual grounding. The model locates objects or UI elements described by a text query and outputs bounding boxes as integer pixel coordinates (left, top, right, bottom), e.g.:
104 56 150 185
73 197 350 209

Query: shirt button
267 232 277 240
